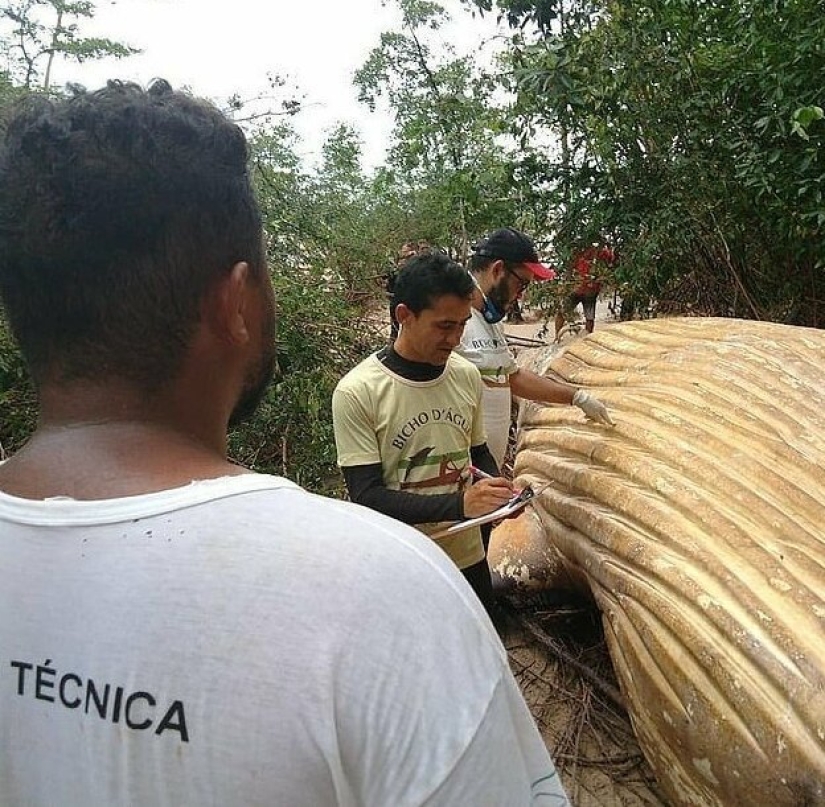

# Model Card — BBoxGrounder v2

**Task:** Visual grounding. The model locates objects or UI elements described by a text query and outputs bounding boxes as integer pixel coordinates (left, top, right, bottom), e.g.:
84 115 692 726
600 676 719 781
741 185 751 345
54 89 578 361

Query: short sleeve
332 382 382 467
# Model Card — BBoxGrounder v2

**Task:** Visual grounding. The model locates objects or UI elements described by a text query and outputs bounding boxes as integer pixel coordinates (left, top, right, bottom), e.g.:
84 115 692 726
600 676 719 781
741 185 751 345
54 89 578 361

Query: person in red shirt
554 245 614 339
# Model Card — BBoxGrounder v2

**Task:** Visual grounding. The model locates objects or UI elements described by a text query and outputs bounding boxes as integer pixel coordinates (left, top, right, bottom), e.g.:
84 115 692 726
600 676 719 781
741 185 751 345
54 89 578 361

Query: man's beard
488 277 511 317
228 310 277 428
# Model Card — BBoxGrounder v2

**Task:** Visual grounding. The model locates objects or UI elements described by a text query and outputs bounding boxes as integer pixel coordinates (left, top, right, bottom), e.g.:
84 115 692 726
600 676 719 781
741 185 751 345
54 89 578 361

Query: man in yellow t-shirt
332 253 514 609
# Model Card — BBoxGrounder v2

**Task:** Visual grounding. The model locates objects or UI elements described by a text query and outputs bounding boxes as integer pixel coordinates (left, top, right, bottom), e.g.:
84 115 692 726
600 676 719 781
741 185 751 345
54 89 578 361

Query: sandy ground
503 294 618 345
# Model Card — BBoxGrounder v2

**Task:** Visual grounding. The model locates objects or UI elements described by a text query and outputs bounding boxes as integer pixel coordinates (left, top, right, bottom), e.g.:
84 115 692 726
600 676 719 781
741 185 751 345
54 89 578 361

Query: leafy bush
228 265 385 493
0 316 36 459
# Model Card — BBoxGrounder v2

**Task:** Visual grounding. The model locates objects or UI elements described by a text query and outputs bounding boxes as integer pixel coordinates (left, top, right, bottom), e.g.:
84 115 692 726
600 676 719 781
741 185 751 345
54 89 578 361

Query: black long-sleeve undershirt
343 443 499 525
341 345 499 525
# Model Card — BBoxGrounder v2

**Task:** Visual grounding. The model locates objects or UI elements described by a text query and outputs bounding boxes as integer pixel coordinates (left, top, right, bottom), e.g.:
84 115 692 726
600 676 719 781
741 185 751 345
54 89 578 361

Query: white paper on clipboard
431 484 548 538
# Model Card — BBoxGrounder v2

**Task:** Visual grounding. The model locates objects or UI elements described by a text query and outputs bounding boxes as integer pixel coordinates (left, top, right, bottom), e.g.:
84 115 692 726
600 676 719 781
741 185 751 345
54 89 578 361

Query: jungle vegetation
1 0 822 490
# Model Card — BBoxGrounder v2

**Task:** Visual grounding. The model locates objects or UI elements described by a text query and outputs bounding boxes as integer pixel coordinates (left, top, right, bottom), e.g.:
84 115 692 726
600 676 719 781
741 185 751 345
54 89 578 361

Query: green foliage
467 0 598 34
223 121 392 491
0 68 24 123
228 263 383 492
2 0 823 488
0 315 36 459
478 0 824 324
0 0 138 90
0 78 35 458
355 0 529 257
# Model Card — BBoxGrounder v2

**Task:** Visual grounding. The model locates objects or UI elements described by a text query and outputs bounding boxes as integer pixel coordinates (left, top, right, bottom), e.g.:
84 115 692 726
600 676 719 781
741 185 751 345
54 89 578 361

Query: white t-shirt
457 309 520 468
0 474 569 807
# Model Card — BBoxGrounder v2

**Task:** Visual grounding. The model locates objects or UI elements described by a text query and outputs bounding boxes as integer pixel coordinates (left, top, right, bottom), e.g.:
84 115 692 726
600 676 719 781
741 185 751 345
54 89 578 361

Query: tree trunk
43 7 63 92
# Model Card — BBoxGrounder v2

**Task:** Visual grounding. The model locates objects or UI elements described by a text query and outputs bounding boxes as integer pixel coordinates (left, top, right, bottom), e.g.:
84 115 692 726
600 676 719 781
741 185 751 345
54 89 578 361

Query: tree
355 0 528 258
470 0 825 324
0 66 23 119
224 119 395 490
0 0 138 90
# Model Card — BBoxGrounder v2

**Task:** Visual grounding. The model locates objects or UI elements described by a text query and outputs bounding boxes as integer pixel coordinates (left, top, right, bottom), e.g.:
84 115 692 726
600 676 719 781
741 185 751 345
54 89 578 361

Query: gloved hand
572 389 615 426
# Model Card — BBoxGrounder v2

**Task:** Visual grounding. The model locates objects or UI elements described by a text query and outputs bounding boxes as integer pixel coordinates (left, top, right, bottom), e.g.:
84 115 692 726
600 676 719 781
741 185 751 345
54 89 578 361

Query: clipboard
431 483 549 538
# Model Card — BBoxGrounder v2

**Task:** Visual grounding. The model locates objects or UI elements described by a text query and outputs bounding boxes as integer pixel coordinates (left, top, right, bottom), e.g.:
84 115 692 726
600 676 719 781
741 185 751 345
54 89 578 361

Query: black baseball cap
472 227 556 280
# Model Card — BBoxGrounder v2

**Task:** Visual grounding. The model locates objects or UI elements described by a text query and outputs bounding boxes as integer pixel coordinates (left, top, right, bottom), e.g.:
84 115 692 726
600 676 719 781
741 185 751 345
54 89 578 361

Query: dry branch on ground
503 594 668 807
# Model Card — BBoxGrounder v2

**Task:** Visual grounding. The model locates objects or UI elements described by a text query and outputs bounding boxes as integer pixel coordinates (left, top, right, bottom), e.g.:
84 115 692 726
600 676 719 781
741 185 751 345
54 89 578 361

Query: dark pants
461 523 497 619
570 291 598 322
461 557 495 614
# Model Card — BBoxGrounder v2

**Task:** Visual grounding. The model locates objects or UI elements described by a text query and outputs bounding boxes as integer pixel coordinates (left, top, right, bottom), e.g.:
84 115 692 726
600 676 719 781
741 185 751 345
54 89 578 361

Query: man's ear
208 261 252 346
490 258 506 280
395 303 414 326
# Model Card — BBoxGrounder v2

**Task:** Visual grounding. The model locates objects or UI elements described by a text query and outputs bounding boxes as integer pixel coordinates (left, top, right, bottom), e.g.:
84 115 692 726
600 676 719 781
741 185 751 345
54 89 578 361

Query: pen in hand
468 465 522 499
462 466 513 518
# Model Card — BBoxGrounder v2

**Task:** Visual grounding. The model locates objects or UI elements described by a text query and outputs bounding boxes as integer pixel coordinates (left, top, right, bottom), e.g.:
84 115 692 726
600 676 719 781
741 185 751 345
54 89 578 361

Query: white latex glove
572 389 615 426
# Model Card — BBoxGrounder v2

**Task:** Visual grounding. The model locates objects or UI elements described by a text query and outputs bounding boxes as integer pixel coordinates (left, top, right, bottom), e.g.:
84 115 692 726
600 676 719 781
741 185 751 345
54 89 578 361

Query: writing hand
462 477 514 518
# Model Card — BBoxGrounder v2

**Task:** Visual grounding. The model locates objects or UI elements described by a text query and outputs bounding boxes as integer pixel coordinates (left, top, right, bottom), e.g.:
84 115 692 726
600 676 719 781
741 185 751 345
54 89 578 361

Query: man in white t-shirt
457 227 614 468
0 82 570 806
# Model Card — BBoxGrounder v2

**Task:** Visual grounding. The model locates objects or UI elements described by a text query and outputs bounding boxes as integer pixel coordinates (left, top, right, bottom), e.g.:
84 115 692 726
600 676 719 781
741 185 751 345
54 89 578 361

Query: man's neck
390 335 422 365
0 420 243 501
0 382 240 500
379 343 444 382
467 274 487 312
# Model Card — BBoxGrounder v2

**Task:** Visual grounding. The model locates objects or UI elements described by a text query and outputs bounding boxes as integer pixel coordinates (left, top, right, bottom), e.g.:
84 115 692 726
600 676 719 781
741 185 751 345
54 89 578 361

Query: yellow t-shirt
333 352 487 569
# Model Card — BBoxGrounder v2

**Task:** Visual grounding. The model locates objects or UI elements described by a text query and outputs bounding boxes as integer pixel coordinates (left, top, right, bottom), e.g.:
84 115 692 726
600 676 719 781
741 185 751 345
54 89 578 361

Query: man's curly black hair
0 79 265 388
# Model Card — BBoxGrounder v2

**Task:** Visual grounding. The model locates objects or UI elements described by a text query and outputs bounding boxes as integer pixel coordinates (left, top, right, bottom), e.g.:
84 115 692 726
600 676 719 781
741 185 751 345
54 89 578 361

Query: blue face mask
479 294 506 324
468 271 506 324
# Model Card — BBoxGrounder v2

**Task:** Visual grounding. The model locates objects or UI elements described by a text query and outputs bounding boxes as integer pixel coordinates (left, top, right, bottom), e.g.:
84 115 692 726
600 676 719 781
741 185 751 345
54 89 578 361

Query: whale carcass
490 317 825 807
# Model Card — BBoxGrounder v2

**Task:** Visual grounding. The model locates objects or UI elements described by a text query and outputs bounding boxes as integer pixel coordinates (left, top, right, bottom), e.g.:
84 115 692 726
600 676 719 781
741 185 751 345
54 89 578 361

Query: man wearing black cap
456 227 614 468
